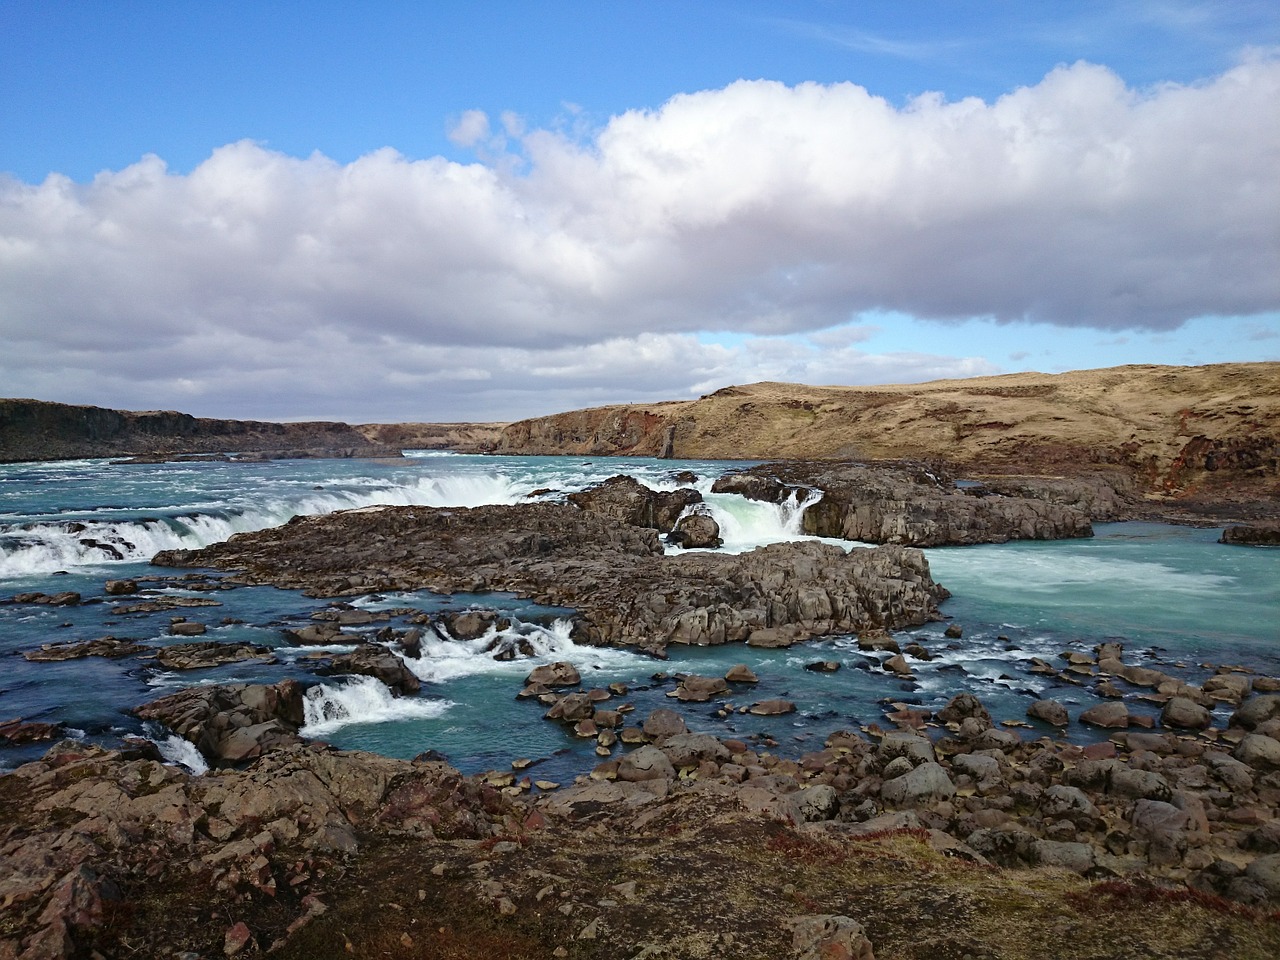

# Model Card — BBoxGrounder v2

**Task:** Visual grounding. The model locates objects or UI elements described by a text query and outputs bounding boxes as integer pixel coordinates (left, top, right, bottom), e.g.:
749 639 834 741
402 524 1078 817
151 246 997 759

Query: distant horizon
4 357 1274 426
2 2 1277 423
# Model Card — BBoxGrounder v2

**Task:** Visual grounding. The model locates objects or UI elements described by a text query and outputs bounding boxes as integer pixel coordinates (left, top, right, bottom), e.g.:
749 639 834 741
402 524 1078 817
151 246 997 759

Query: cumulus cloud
1 59 1277 420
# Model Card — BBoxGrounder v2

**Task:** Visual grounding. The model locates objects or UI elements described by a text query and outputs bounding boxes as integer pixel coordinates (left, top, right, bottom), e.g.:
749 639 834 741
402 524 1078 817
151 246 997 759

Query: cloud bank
2 59 1277 421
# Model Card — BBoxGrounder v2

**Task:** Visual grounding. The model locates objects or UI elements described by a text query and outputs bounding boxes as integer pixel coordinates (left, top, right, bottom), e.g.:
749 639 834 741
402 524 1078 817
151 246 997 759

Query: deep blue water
1 453 1275 785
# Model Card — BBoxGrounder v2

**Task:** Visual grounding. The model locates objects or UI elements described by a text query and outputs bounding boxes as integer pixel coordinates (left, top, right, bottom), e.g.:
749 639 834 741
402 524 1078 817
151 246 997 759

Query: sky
1 1 1278 424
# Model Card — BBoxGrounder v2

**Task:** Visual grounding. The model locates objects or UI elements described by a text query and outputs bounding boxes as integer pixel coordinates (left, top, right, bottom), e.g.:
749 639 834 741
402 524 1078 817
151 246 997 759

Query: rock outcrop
716 460 1094 545
153 503 948 656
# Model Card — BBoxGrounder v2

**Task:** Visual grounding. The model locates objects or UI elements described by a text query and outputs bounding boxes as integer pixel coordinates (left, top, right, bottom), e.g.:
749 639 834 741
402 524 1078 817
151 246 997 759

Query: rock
1108 769 1173 802
673 675 729 702
1039 785 1099 825
666 513 722 549
1234 734 1280 771
805 660 842 673
937 692 991 726
23 637 149 662
952 753 1002 785
883 654 913 677
748 699 796 716
659 734 730 768
168 620 207 637
156 641 278 671
1231 695 1280 730
1244 854 1280 897
880 762 955 807
1027 699 1069 727
944 623 964 639
525 661 581 688
788 914 875 960
441 610 510 640
1161 696 1212 730
104 579 139 595
1203 673 1252 704
133 680 307 765
877 732 936 765
724 664 759 683
1131 800 1191 865
1080 701 1130 729
642 709 688 740
545 693 594 724
567 475 702 533
1033 840 1096 874
283 623 344 645
790 785 840 823
0 718 65 743
224 921 254 956
617 745 675 783
1220 522 1280 546
315 646 421 695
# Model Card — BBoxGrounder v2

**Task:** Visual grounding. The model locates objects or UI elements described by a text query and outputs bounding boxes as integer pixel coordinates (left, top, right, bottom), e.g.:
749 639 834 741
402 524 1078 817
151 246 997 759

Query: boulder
616 745 675 783
880 762 955 807
666 513 722 549
658 733 730 768
748 699 796 716
1161 696 1212 730
1080 701 1129 729
673 675 728 702
315 647 421 696
788 914 875 960
156 641 278 671
1234 734 1280 771
1027 699 1069 727
168 620 207 637
724 664 759 683
937 692 991 726
1231 695 1280 730
567 475 702 533
642 708 688 740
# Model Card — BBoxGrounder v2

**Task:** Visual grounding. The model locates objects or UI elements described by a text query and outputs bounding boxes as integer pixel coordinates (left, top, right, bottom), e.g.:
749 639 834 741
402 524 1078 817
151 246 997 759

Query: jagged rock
937 692 991 726
1203 674 1252 704
283 623 344 645
567 475 701 533
788 914 875 960
133 680 306 765
103 579 139 596
441 610 511 640
1220 523 1280 546
154 505 947 658
545 693 594 724
724 664 759 683
315 647 421 695
724 461 1093 546
0 718 65 743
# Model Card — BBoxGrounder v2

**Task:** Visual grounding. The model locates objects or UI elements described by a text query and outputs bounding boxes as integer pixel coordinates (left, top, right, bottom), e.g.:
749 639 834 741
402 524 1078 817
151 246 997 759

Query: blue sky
1 1 1277 421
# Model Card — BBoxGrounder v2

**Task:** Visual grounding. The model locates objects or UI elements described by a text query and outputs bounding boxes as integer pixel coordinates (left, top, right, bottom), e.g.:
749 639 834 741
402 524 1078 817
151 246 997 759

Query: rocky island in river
2 362 1279 959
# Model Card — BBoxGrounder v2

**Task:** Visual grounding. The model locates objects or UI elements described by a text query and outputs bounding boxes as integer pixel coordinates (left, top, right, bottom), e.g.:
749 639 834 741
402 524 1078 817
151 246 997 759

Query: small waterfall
301 676 454 738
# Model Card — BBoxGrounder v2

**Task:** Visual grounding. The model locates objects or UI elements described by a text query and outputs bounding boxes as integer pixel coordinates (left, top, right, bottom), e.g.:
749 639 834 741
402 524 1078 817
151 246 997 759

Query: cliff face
0 399 402 463
494 363 1280 499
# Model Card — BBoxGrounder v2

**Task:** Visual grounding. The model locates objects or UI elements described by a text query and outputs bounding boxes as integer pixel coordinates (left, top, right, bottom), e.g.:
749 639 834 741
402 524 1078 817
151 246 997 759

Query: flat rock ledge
153 502 948 656
714 460 1097 545
6 682 1280 959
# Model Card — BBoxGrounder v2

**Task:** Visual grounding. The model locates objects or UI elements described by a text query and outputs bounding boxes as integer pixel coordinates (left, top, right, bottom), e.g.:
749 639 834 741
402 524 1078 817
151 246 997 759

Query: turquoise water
1 454 1275 784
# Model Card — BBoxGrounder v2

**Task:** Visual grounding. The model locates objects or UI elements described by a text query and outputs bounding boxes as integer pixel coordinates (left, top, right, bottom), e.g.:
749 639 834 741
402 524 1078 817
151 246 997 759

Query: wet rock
315 646 421 696
1080 701 1130 729
748 699 796 716
103 579 138 596
937 692 991 726
168 620 207 637
0 718 65 744
525 662 581 688
724 664 759 683
1027 699 1069 727
672 675 728 702
283 622 344 645
567 475 702 533
442 610 511 640
1220 522 1280 546
23 637 149 662
1161 696 1212 730
805 660 842 673
666 513 722 549
133 680 307 765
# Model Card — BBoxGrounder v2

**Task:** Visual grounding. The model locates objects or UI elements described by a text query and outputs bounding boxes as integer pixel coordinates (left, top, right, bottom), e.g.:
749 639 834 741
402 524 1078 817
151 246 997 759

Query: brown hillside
495 363 1280 499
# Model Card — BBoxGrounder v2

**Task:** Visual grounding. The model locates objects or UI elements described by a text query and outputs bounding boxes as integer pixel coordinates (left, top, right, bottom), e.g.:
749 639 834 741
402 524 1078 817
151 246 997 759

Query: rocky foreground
5 467 1280 957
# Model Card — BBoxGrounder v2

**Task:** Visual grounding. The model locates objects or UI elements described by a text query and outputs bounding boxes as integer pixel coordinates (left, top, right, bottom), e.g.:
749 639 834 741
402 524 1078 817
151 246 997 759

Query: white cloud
1 59 1277 420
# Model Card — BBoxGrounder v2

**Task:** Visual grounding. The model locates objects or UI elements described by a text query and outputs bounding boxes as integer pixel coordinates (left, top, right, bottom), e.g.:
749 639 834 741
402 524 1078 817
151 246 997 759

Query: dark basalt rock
23 637 148 662
155 641 278 670
567 474 702 533
314 646 421 696
153 502 948 657
1221 522 1280 546
721 460 1094 546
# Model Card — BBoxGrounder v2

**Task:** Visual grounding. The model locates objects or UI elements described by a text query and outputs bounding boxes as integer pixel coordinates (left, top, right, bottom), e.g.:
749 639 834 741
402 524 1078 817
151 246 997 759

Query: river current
1 453 1276 785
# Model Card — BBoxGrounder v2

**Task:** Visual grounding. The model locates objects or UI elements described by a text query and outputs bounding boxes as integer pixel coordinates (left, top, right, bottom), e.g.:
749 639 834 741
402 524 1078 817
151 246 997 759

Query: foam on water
398 618 647 684
670 488 827 554
301 676 455 738
155 733 210 774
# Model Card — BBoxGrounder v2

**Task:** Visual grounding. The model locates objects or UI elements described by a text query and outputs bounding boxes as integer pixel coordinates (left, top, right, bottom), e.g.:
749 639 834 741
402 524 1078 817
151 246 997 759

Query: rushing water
1 453 1276 784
